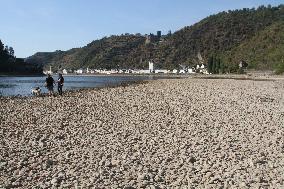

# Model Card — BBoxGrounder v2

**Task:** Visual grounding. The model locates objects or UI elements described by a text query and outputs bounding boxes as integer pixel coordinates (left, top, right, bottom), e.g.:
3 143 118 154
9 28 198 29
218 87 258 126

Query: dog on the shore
31 87 41 96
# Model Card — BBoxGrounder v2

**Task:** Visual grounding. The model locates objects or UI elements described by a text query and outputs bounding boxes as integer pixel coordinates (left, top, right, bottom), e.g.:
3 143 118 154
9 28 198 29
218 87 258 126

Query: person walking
57 73 64 95
45 74 55 96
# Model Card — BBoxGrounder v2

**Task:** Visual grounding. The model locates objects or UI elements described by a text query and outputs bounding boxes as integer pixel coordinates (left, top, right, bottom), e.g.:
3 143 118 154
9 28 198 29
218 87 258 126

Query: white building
132 70 141 74
110 69 118 74
62 69 68 75
149 61 154 73
200 69 209 74
139 70 151 74
188 68 195 74
75 69 83 74
154 69 169 74
172 69 178 74
196 64 200 69
179 70 186 74
43 66 53 75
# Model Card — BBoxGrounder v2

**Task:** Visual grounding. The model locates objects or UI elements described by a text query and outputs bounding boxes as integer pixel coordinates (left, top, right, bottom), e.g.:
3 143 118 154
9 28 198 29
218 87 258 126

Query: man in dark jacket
45 74 55 96
57 73 64 95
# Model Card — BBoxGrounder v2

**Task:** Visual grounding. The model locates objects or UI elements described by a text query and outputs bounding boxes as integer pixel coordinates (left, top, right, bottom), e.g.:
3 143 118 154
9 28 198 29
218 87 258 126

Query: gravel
0 78 283 188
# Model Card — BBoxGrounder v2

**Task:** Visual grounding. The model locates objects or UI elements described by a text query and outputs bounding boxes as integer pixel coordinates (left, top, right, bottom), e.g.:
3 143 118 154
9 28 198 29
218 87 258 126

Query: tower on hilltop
157 31 161 38
149 61 154 73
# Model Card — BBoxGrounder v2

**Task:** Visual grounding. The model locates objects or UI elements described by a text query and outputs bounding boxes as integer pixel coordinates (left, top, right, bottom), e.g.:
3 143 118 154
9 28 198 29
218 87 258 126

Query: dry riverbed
0 78 284 188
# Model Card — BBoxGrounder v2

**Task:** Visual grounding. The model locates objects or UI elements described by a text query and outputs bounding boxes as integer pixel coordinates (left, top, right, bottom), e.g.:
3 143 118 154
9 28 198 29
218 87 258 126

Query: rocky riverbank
0 78 283 188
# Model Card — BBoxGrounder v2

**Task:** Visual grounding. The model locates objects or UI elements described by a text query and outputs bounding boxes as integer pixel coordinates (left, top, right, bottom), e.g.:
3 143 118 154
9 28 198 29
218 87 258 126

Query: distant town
43 61 209 75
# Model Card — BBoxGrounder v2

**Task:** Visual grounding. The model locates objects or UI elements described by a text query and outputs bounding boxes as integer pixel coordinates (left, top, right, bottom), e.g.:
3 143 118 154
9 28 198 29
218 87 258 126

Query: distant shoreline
1 73 283 81
62 73 191 78
0 73 191 78
0 73 45 77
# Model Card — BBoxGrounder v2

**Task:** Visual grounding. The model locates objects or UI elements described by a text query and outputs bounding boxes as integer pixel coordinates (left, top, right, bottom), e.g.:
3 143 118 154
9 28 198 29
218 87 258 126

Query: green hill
0 40 42 75
26 4 284 74
27 35 146 70
223 21 284 72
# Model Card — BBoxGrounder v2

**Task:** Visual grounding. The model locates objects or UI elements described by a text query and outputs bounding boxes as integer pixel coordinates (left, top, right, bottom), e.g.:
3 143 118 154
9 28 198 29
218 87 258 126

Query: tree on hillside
212 56 218 74
220 60 225 74
208 56 213 74
208 55 222 74
215 58 221 74
275 61 284 74
212 61 215 74
0 40 4 52
4 45 9 53
0 43 10 63
8 47 14 57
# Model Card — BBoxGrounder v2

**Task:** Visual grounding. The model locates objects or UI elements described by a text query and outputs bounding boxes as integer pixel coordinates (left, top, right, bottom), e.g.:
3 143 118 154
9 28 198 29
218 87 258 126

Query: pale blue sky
0 0 282 58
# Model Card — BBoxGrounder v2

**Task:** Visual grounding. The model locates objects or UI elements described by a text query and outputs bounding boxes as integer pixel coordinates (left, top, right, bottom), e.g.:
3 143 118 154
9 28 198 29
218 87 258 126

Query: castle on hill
145 30 171 44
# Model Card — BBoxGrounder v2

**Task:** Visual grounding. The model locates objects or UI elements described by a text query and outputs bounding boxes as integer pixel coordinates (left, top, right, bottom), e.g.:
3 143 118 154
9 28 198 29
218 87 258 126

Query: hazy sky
0 0 282 58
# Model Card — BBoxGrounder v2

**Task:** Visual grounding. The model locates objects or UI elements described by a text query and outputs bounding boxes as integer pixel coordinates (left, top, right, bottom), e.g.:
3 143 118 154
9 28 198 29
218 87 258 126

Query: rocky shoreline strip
0 78 283 188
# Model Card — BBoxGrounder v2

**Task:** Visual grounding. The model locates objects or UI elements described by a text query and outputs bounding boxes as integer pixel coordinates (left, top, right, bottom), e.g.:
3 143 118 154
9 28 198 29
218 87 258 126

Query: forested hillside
26 5 284 73
223 21 284 72
0 40 42 75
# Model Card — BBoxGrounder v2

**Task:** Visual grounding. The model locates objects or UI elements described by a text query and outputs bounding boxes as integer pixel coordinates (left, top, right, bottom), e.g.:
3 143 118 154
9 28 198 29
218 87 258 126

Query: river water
0 75 160 96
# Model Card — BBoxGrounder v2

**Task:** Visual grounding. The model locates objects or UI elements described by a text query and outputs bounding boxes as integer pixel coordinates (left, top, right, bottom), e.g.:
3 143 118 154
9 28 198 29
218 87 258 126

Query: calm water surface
0 75 159 97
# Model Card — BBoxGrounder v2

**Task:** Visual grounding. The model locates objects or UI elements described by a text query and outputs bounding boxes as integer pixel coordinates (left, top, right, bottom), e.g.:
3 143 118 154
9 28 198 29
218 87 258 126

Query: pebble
0 77 283 188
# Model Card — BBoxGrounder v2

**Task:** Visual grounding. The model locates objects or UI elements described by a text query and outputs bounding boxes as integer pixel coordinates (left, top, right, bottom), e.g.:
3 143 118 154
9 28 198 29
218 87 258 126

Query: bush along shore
0 77 284 188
